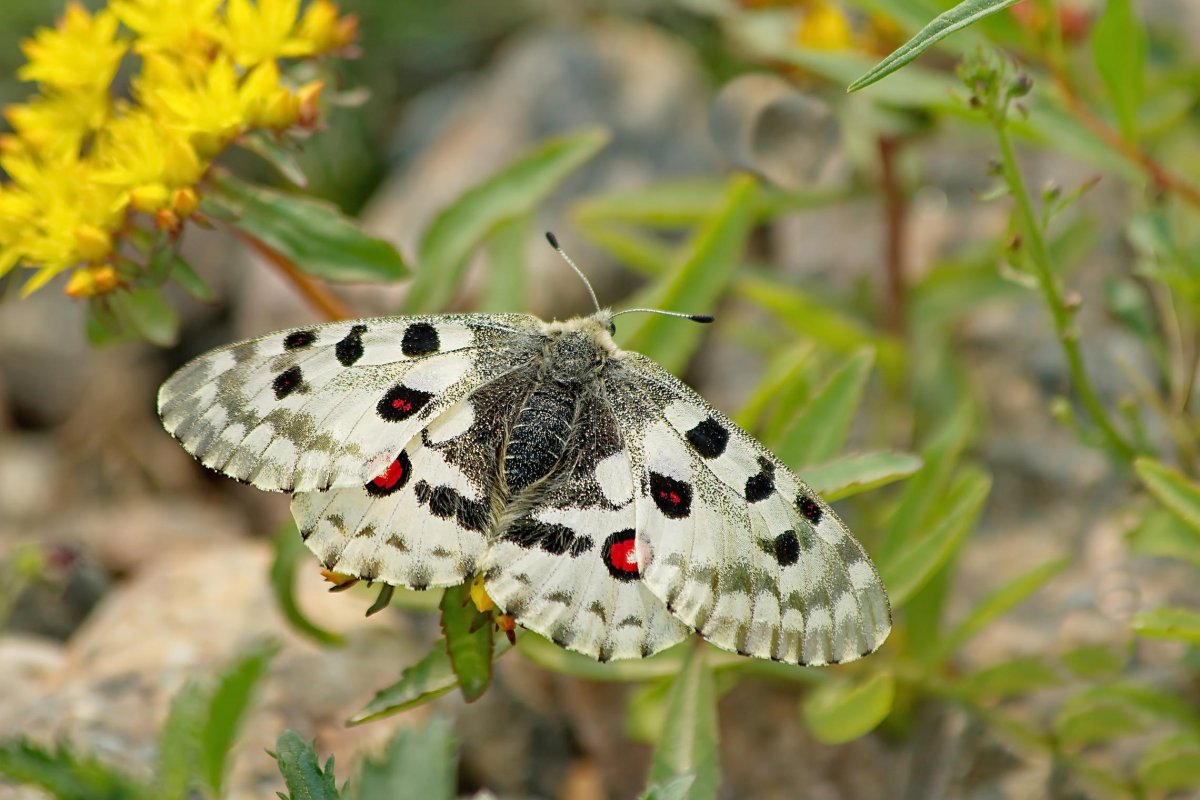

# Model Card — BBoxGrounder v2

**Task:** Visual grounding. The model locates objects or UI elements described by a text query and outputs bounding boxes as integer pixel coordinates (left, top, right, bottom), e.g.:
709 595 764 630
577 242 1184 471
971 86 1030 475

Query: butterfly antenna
545 231 602 314
611 308 715 324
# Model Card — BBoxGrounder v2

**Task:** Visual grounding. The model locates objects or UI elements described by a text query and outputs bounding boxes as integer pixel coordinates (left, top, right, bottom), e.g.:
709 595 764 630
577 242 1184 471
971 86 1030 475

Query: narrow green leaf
274 731 341 800
1132 607 1200 644
109 287 179 346
640 776 697 800
648 642 719 800
574 219 678 278
617 174 757 373
481 213 530 312
169 255 215 303
269 524 345 647
1091 0 1146 143
350 718 455 800
1138 734 1200 794
801 672 895 744
802 451 922 501
154 681 207 798
439 583 494 702
205 173 407 283
0 738 148 800
936 558 1067 659
734 342 814 436
880 467 990 607
625 679 674 745
202 641 278 796
349 637 514 725
848 0 1023 92
1054 697 1146 747
1127 507 1200 567
956 656 1061 700
240 132 309 187
1059 644 1126 680
517 631 690 681
1134 458 1200 539
574 178 729 227
85 300 134 347
880 402 974 564
775 348 875 467
404 128 609 313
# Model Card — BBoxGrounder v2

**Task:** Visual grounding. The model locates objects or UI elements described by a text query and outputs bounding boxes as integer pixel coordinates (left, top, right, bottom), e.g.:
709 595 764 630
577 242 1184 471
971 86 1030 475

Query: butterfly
157 234 890 665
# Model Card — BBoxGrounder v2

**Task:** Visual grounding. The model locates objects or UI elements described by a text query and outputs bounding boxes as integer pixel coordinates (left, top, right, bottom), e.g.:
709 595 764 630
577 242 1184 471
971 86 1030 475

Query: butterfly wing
605 352 891 666
158 314 543 493
482 392 690 661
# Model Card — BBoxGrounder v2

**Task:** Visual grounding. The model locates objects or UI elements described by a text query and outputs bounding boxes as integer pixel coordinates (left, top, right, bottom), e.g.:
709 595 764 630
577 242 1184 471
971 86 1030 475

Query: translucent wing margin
158 313 543 492
605 352 891 666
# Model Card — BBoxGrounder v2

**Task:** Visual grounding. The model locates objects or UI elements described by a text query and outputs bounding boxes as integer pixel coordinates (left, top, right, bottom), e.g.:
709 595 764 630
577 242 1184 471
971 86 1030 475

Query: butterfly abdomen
503 384 579 494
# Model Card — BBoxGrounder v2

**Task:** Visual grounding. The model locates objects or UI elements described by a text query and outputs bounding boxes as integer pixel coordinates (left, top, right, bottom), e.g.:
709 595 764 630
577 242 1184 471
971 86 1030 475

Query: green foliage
269 522 346 647
0 643 277 800
437 583 495 702
647 642 718 800
274 731 341 800
801 672 896 744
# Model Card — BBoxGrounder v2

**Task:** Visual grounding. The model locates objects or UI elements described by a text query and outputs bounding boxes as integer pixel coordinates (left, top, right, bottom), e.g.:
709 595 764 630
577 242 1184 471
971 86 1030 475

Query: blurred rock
0 541 426 800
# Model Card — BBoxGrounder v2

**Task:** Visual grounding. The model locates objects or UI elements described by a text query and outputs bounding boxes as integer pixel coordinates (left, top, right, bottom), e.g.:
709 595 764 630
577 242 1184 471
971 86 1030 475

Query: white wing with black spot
605 352 891 666
158 313 543 492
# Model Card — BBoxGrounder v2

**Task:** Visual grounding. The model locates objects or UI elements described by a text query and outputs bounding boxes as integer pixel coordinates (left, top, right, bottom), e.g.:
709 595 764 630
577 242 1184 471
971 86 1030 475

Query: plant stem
992 120 1137 464
879 135 908 336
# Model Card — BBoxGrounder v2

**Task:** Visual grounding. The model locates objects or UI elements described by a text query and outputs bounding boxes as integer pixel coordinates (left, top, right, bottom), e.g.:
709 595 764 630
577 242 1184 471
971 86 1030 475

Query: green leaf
404 128 609 313
1132 607 1200 644
801 451 922 501
169 255 215 303
574 219 679 278
240 132 309 187
801 672 895 744
640 776 697 800
648 642 719 800
848 0 1023 92
774 348 875 467
439 583 494 702
1134 458 1200 538
1060 644 1126 680
936 558 1067 660
0 738 148 800
625 679 675 745
274 731 341 800
481 213 530 312
1138 734 1200 794
202 641 278 795
1091 0 1146 143
880 467 990 607
269 524 345 647
109 287 179 346
574 178 729 227
204 173 407 283
1127 507 1200 567
153 681 207 798
734 341 815 437
957 656 1061 700
616 174 757 374
517 632 691 681
1054 696 1146 747
349 718 455 800
879 402 974 564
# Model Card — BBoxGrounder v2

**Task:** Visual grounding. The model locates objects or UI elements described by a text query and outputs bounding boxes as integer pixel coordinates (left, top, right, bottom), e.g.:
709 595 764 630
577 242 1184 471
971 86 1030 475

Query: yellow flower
222 0 313 67
469 575 495 613
137 53 246 156
18 3 126 96
110 0 222 57
65 264 121 298
4 90 109 159
795 1 854 51
296 0 357 53
92 109 205 199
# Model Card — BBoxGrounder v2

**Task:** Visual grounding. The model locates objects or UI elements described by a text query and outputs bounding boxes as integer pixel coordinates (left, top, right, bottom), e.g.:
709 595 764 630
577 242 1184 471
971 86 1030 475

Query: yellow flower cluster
1 0 356 297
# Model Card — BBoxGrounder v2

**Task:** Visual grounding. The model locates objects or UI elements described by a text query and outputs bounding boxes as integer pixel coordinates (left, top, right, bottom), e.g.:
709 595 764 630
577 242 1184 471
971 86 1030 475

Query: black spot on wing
414 480 489 532
796 493 823 525
402 322 440 356
773 530 801 566
272 366 304 399
283 330 317 350
745 457 776 502
685 416 729 459
335 324 367 367
503 518 594 557
377 384 433 421
649 472 692 519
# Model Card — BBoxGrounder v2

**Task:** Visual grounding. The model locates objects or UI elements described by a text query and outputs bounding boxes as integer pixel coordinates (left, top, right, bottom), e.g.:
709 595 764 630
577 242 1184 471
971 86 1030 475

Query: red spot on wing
608 538 639 573
372 459 405 489
392 398 412 412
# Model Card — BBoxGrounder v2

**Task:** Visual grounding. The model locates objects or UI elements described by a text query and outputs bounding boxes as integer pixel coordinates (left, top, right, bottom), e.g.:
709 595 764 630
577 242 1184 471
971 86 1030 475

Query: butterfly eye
607 321 616 335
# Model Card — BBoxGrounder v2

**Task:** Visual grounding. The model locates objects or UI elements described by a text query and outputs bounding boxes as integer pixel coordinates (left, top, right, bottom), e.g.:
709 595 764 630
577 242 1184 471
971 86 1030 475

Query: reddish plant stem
879 135 909 336
236 232 353 322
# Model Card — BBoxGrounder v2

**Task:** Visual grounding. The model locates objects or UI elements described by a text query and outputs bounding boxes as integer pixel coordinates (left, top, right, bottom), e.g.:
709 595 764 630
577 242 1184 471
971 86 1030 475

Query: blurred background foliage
2 0 1200 798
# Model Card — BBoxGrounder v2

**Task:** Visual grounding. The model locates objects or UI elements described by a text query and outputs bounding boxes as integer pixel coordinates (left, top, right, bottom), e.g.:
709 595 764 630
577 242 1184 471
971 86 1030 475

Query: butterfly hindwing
606 352 892 666
482 395 690 661
158 314 543 492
